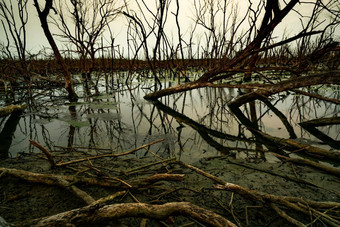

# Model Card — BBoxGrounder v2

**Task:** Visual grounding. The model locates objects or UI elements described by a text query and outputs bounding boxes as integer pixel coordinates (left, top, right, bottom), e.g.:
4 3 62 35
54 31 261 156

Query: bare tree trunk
33 0 77 101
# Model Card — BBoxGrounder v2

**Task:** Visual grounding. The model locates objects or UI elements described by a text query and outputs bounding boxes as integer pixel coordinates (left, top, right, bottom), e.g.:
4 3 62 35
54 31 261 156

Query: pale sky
0 0 338 58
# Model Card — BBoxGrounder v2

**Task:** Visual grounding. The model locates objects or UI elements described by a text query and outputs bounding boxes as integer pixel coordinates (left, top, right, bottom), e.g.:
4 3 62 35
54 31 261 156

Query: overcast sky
1 0 338 58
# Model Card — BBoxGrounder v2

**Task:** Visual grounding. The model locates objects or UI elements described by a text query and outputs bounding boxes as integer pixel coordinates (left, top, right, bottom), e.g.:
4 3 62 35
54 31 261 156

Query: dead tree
123 0 173 87
33 0 78 101
144 0 339 100
53 0 123 95
0 0 29 81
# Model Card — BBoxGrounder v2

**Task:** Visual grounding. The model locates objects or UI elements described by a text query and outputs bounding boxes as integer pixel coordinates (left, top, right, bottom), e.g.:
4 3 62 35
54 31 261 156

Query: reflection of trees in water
154 84 339 161
7 77 339 162
152 87 272 161
299 117 340 149
0 111 22 159
288 90 339 143
228 85 340 164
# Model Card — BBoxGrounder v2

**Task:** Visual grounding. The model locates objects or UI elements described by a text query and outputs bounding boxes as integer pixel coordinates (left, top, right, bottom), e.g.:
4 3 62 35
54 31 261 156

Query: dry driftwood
0 167 95 205
228 72 340 108
214 183 340 227
22 202 236 227
0 167 184 189
0 104 26 117
251 129 340 162
178 161 340 227
270 152 340 176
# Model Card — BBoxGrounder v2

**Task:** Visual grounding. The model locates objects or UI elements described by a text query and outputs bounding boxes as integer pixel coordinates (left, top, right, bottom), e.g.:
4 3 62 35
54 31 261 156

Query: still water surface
1 72 339 163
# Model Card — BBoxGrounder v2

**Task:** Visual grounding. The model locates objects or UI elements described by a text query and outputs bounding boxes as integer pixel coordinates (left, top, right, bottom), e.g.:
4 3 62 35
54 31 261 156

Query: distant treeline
1 52 338 77
0 58 232 77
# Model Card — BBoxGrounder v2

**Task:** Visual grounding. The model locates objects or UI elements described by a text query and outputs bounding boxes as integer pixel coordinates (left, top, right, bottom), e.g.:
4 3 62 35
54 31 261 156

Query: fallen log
0 167 184 189
20 202 237 227
270 152 340 176
248 128 340 162
0 167 95 205
228 71 340 108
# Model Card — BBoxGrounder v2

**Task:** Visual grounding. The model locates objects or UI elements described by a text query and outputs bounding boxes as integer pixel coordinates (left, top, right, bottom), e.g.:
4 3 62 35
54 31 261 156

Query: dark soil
0 152 339 226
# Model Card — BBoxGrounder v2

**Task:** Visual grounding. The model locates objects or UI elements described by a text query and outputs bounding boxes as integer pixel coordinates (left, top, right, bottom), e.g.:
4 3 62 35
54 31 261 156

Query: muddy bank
1 150 339 226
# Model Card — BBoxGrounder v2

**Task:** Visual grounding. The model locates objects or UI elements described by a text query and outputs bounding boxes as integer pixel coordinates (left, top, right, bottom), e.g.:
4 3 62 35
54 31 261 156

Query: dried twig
29 140 56 168
270 203 306 227
56 139 165 167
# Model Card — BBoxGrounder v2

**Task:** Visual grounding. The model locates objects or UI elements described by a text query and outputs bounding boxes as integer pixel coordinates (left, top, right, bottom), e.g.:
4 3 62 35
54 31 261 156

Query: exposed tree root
29 140 56 168
20 202 236 227
32 139 165 169
299 117 340 127
299 118 340 149
270 203 306 227
254 130 340 163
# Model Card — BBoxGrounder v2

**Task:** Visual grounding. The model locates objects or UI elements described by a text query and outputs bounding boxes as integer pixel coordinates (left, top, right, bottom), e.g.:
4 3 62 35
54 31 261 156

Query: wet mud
1 152 339 226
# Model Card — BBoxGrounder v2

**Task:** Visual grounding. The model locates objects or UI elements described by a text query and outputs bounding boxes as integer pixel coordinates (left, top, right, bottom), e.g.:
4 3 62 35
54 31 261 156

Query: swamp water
1 72 339 163
1 72 340 226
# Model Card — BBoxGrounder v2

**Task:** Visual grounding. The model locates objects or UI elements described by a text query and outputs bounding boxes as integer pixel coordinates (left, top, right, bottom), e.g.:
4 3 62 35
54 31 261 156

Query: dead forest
0 0 340 226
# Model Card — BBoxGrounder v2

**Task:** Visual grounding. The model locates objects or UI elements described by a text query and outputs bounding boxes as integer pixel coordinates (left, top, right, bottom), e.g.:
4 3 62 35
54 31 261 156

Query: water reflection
0 111 22 159
299 117 340 149
1 73 339 163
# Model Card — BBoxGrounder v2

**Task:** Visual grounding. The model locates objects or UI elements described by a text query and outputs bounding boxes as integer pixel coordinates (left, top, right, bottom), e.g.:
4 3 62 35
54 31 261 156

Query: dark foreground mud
1 152 339 226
